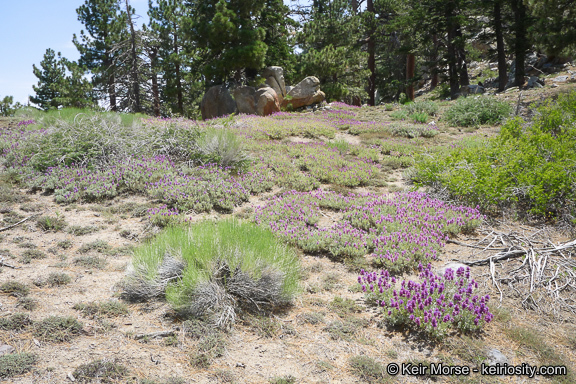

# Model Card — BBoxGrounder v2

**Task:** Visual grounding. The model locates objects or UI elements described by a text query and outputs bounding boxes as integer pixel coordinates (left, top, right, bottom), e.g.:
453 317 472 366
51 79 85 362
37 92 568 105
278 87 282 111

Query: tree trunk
173 24 184 114
150 47 161 117
430 35 439 90
511 0 528 87
406 53 416 101
494 0 507 91
367 0 376 106
445 3 460 99
126 0 141 113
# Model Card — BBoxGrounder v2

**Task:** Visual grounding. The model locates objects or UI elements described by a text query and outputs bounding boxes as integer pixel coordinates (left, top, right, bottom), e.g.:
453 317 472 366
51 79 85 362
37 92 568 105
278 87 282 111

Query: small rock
552 75 569 83
437 262 469 276
486 348 509 366
0 344 15 356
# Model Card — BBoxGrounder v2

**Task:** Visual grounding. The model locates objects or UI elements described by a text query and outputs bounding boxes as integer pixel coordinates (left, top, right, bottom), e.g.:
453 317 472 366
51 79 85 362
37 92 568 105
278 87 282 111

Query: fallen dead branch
134 330 175 340
0 213 42 232
0 257 19 269
454 227 576 318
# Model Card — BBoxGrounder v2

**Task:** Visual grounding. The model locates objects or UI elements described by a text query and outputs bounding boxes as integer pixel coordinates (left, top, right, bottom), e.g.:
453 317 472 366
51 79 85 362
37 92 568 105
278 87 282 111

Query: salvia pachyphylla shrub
122 219 300 330
358 263 493 339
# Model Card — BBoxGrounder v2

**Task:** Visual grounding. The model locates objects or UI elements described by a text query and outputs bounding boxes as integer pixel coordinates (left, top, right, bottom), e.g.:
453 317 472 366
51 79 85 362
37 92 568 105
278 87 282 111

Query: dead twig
134 330 175 340
0 213 42 232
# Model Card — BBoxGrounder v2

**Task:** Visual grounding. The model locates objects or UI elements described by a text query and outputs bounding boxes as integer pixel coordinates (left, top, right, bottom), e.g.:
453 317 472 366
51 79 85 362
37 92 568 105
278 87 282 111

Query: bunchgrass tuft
123 219 300 329
36 215 67 231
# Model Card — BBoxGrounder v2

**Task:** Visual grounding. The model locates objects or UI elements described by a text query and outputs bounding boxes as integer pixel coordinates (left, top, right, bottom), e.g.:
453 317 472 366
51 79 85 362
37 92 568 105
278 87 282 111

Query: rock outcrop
281 76 325 110
200 85 236 120
200 68 325 119
233 85 280 116
263 66 287 102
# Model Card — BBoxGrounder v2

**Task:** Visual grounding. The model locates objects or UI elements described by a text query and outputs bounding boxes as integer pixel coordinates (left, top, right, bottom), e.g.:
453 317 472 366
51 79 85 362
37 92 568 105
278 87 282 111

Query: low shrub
73 300 129 318
32 316 83 343
412 91 576 223
0 281 29 296
358 263 493 340
73 255 108 269
123 219 300 329
0 353 37 379
193 127 249 169
444 96 512 127
403 100 439 116
46 272 72 287
348 355 391 383
0 313 33 331
73 359 128 383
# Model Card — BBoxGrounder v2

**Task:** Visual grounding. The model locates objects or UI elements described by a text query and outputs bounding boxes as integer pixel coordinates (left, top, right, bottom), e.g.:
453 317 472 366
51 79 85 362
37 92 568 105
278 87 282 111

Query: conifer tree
73 0 127 111
30 48 66 110
185 0 269 84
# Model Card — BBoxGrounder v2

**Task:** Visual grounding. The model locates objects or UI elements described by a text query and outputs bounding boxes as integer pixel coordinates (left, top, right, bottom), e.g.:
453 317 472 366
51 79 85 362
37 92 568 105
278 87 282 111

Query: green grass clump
443 95 512 127
0 281 29 296
73 300 129 318
73 359 128 383
33 316 83 343
0 353 37 379
413 91 576 222
36 215 67 231
123 219 300 329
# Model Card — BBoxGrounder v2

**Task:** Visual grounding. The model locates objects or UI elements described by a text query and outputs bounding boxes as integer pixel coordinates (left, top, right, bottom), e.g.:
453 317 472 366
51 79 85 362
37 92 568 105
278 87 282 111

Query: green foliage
269 375 297 384
298 0 369 102
73 255 108 269
125 219 300 329
36 215 67 231
412 91 576 221
0 353 37 379
0 96 23 117
403 101 438 116
30 48 66 110
444 96 512 127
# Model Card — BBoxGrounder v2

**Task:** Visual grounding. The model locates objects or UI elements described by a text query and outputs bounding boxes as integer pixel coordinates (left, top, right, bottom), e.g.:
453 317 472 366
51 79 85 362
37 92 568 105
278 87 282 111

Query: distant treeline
24 0 576 116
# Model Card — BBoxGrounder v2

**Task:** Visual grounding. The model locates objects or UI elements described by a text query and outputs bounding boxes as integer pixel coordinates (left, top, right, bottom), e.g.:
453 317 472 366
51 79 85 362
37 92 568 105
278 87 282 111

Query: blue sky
0 0 150 104
0 0 301 105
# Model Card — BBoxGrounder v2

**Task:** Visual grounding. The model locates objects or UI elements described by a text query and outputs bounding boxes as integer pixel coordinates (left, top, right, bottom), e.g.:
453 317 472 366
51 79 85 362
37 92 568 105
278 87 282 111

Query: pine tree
55 59 96 109
73 0 128 111
30 49 66 110
185 0 269 84
148 0 188 114
298 0 369 102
